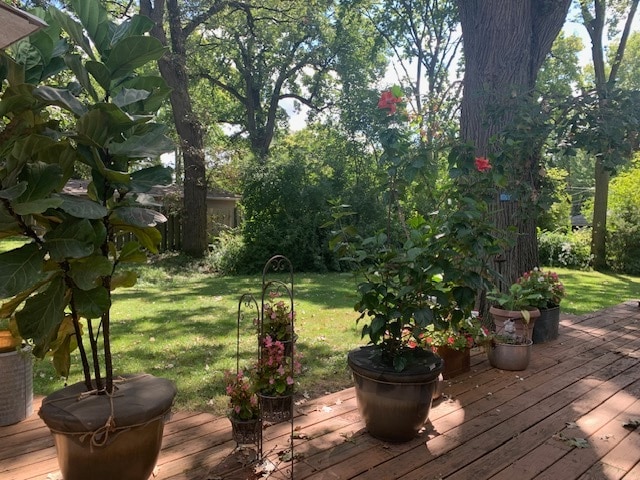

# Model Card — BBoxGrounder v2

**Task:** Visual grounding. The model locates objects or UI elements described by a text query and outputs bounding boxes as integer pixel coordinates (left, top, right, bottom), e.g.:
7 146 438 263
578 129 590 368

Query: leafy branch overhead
0 0 173 391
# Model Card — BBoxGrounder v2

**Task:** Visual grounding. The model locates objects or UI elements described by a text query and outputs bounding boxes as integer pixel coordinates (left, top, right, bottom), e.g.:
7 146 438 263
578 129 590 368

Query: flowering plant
330 87 510 371
516 268 565 308
224 368 259 420
262 294 295 342
419 313 489 351
254 335 301 396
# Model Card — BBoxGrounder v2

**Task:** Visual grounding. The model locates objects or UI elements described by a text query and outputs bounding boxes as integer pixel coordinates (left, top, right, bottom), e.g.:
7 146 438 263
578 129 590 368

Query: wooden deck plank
1 301 640 480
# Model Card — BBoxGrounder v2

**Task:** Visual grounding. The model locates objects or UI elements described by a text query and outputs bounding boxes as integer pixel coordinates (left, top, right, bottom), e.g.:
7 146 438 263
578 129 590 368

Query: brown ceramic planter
435 346 471 380
487 339 533 371
39 374 176 480
347 346 443 443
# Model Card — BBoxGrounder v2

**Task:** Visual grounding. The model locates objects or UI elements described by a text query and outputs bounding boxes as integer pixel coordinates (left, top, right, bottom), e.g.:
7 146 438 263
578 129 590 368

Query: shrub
208 228 246 275
538 229 592 269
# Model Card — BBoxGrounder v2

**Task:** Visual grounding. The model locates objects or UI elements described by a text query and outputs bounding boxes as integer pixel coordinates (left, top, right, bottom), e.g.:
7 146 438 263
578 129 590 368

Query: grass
2 240 640 415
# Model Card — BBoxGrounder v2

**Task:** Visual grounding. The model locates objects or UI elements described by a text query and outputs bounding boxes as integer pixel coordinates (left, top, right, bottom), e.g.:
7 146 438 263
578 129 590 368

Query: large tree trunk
141 0 209 258
457 0 570 286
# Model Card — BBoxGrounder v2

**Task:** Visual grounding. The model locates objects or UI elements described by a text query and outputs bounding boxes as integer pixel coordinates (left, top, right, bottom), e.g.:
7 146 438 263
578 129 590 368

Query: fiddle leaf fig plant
0 1 173 394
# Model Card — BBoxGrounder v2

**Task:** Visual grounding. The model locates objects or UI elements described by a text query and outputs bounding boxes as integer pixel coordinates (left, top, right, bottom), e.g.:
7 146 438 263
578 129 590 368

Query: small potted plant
421 312 488 379
481 320 534 371
516 268 566 343
253 335 301 423
487 281 542 337
224 368 260 445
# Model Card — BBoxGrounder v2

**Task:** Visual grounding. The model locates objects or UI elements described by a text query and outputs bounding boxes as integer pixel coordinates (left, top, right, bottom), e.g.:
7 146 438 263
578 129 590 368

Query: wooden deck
2 301 640 480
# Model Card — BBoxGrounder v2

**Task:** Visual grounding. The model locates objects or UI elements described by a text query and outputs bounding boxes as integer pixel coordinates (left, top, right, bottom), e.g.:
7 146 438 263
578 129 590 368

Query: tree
140 0 225 258
578 0 639 270
456 0 572 287
193 0 372 162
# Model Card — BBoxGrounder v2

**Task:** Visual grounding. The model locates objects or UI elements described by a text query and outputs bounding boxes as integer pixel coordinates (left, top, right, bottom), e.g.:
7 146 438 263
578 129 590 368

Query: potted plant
487 281 542 338
484 331 534 371
224 368 260 445
516 268 566 343
332 88 508 442
253 335 300 423
421 312 488 380
0 3 176 479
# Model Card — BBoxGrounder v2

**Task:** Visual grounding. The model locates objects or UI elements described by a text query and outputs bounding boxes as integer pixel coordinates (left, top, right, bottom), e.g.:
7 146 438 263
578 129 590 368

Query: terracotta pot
39 374 176 480
435 346 471 380
490 306 540 339
532 306 560 343
487 339 532 371
258 393 293 423
0 330 20 353
347 346 443 443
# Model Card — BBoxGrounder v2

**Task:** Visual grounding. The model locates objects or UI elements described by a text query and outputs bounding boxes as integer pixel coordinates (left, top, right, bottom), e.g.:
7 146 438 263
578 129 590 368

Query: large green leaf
0 243 44 298
44 218 96 261
64 53 98 102
17 162 62 203
105 36 167 81
85 60 111 91
73 286 110 319
49 7 95 61
119 76 172 114
12 198 64 215
58 194 108 219
118 241 147 264
69 0 112 55
0 182 28 200
68 255 113 291
112 88 150 109
108 124 174 158
112 207 166 228
117 225 162 253
111 15 154 45
130 165 173 193
15 276 67 358
111 270 138 290
34 86 87 117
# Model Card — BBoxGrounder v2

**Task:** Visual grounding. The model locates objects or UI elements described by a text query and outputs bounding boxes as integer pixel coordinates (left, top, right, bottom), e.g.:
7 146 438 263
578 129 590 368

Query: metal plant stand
234 255 295 479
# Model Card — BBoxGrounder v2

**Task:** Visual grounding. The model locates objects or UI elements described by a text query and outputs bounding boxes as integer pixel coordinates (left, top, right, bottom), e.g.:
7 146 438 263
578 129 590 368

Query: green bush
606 161 640 274
538 229 592 269
208 228 246 275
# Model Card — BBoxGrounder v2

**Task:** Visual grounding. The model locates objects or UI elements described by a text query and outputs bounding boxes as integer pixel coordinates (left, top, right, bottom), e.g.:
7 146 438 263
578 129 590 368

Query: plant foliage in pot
0 3 176 479
487 282 542 338
516 268 565 343
332 88 509 442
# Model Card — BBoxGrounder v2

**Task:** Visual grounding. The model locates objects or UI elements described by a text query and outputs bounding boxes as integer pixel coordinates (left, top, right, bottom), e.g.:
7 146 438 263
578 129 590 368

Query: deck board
1 301 639 479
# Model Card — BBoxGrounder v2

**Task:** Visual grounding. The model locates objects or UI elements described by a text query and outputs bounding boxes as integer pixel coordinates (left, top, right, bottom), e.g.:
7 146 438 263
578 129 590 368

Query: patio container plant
333 88 508 442
0 3 176 479
225 368 260 445
517 268 566 343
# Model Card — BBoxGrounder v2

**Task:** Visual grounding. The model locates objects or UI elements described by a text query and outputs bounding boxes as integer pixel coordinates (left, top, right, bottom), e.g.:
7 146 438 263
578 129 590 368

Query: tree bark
141 0 209 257
457 0 571 285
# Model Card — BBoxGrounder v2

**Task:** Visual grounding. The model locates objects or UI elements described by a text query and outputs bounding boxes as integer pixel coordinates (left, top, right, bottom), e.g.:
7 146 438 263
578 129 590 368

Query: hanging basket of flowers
224 369 260 445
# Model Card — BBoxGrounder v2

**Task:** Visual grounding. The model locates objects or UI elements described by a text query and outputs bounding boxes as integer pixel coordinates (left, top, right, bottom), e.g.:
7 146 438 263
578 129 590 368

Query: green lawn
2 242 640 415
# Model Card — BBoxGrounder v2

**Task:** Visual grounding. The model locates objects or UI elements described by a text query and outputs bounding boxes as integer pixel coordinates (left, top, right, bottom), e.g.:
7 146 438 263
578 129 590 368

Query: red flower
378 90 402 114
474 156 492 172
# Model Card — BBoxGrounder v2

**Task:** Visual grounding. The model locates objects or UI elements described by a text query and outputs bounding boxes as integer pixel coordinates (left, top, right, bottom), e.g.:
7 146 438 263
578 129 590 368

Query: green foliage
537 167 572 233
0 1 173 389
207 229 245 275
606 158 640 274
239 126 384 273
538 229 592 269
